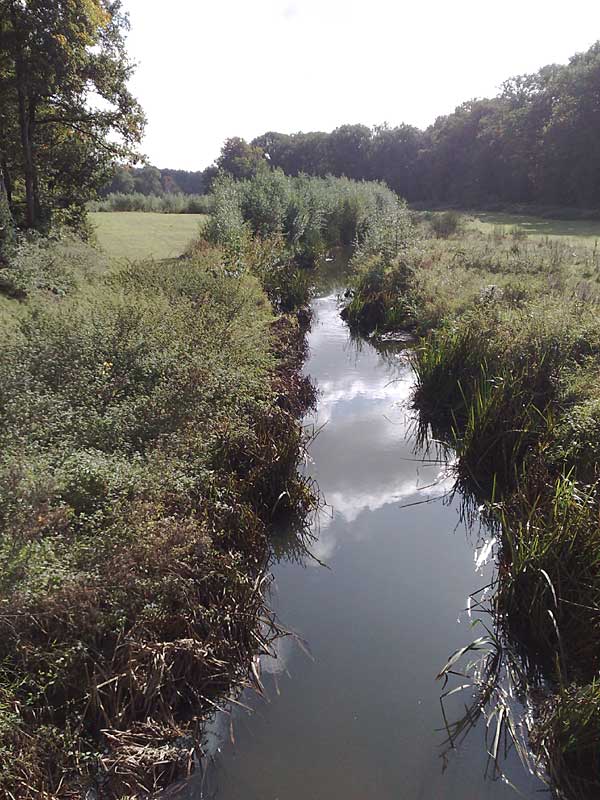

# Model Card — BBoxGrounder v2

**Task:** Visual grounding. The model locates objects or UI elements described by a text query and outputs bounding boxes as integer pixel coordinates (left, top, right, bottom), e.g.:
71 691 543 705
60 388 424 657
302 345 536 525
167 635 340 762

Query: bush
88 193 213 214
203 170 405 266
430 210 463 238
0 233 110 299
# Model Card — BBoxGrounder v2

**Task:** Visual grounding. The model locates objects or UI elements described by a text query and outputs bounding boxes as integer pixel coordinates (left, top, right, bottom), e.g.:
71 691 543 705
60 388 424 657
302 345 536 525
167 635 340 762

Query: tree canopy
221 42 600 210
0 0 144 229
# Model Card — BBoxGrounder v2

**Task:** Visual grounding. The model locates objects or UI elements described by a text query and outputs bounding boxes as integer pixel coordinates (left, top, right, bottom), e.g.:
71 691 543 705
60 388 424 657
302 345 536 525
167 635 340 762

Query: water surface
188 286 544 800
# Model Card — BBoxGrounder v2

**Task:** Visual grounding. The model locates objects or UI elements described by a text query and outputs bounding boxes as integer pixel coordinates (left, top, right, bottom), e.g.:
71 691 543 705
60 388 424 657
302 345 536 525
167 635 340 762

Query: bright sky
122 0 600 170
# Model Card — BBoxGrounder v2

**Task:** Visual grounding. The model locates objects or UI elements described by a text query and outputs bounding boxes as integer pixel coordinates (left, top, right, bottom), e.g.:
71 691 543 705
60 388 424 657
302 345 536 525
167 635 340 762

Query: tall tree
216 137 266 180
0 0 144 229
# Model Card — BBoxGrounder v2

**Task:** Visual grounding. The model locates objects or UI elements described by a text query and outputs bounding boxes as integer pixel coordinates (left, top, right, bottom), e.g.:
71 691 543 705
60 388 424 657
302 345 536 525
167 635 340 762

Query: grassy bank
466 211 600 244
343 215 600 797
90 212 207 261
0 168 408 797
0 230 315 797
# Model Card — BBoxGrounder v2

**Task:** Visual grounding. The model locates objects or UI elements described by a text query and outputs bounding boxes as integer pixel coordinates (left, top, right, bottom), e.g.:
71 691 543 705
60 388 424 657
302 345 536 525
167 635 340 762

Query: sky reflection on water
185 291 543 800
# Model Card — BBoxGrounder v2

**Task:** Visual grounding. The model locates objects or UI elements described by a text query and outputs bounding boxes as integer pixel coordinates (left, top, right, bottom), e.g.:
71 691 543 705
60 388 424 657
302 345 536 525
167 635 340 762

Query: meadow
465 211 600 245
90 211 207 260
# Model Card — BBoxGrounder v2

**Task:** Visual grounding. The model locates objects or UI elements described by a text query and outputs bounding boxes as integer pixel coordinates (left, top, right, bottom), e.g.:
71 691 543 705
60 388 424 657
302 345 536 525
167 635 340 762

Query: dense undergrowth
0 170 409 798
203 170 411 267
343 214 600 798
0 229 316 796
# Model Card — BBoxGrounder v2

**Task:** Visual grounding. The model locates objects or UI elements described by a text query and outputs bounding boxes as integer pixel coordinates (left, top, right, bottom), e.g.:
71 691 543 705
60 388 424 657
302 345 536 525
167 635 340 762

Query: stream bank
183 282 543 800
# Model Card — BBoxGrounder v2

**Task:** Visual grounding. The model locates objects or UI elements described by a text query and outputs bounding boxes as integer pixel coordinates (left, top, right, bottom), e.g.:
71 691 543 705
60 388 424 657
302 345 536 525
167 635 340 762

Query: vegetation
100 164 217 198
205 42 600 212
3 0 600 793
90 212 207 261
342 213 600 795
0 228 316 797
203 169 408 267
0 0 144 231
89 192 213 214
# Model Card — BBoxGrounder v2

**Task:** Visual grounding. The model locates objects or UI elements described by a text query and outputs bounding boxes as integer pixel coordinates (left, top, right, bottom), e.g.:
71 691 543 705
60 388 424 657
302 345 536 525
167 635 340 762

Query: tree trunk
1 157 12 206
0 166 15 263
10 2 37 228
28 91 41 222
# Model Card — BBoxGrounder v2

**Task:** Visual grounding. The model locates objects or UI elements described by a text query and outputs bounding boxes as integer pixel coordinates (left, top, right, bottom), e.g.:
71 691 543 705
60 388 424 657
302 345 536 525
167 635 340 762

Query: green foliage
203 173 248 251
205 170 405 265
88 192 213 214
201 171 410 315
531 681 600 798
0 236 315 797
243 41 600 209
216 137 267 180
343 224 600 336
0 0 144 230
429 210 463 238
100 165 215 197
0 233 109 299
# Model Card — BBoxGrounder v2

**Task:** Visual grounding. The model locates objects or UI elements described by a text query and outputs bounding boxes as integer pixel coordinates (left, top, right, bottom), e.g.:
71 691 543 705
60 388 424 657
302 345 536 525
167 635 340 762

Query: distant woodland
124 42 600 212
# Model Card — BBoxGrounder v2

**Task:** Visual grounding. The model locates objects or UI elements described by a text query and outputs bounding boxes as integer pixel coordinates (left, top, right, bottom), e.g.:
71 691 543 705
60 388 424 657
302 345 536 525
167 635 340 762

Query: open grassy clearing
465 211 600 246
90 211 207 261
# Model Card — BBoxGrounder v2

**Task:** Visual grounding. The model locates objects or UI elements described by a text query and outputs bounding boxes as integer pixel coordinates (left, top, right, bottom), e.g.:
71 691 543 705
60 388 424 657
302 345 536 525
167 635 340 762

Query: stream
185 280 545 799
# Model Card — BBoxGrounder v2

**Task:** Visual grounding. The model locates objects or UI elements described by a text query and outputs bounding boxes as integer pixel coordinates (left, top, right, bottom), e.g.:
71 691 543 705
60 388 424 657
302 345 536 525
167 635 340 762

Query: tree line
101 164 217 197
217 42 600 210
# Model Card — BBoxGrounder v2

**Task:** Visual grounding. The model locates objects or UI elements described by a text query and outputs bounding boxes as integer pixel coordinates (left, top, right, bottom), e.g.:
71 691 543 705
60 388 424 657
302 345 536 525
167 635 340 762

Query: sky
121 0 600 170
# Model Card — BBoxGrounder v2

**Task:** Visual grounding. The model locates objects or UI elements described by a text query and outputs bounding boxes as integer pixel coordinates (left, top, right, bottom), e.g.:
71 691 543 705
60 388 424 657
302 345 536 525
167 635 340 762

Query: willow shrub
204 170 404 265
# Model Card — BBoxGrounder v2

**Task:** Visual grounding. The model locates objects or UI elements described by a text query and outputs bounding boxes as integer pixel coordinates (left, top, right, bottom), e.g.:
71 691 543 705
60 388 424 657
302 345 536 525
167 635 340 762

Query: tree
328 124 372 179
105 165 136 194
134 165 162 196
216 137 266 180
0 0 144 229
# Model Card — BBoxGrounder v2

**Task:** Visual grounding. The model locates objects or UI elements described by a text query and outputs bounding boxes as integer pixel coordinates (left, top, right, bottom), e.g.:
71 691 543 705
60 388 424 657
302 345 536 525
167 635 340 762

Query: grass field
89 211 207 260
466 211 600 245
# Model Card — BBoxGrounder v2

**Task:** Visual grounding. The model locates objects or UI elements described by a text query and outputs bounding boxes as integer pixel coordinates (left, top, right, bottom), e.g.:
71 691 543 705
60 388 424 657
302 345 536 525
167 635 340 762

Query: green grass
466 212 600 246
89 211 207 261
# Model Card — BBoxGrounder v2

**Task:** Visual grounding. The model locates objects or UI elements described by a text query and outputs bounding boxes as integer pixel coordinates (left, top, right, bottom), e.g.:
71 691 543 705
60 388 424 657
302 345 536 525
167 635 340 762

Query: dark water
185 286 545 800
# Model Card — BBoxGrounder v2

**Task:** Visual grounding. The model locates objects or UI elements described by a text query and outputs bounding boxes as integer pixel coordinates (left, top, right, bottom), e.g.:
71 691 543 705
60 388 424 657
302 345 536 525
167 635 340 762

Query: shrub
0 233 110 300
203 171 404 265
88 193 213 214
430 210 463 238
